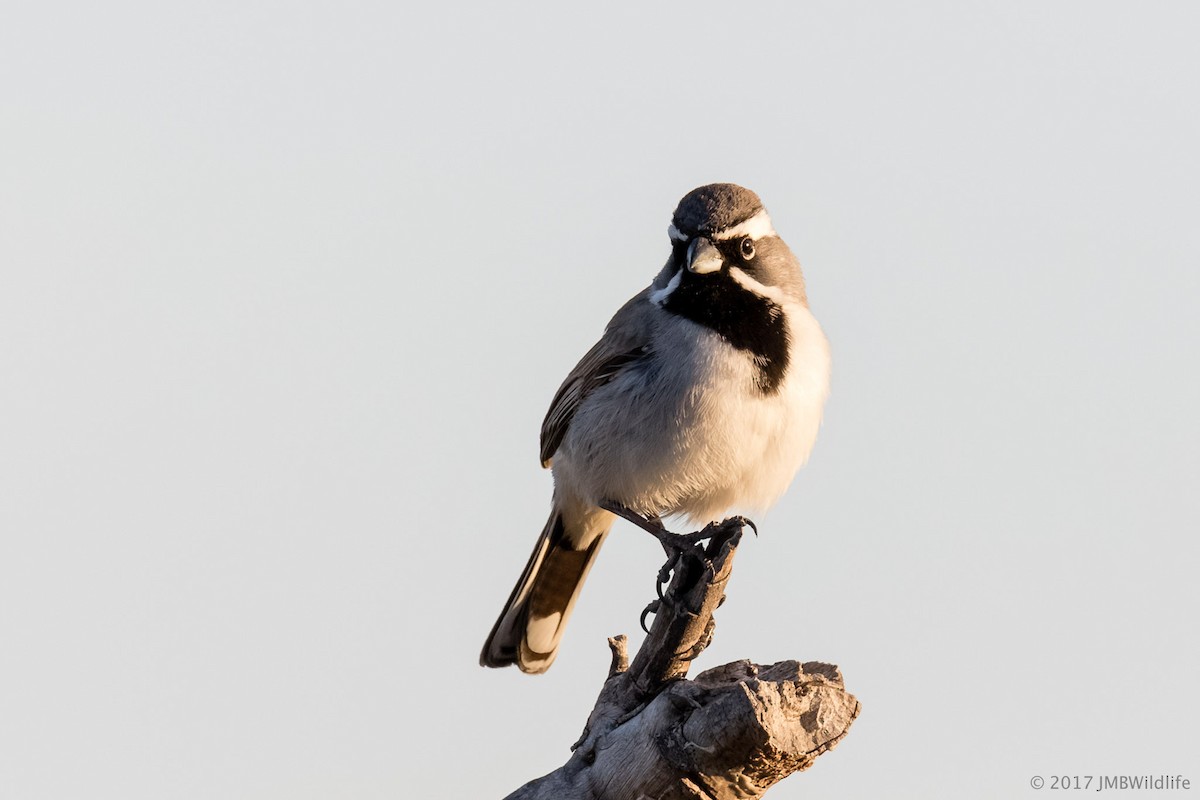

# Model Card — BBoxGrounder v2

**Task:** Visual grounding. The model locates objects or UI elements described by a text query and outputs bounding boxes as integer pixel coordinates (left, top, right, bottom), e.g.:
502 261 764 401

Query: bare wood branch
606 635 629 679
503 518 860 800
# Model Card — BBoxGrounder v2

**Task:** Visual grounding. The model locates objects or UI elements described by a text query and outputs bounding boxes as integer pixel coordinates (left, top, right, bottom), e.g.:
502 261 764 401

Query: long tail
480 505 610 674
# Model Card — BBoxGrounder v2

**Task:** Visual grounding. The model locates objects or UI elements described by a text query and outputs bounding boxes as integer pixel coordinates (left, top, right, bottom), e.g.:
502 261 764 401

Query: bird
480 183 831 674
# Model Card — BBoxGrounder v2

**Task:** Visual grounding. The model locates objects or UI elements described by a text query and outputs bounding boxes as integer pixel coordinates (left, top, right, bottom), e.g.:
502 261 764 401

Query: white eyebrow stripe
667 223 688 242
649 269 683 306
714 209 777 241
729 266 788 306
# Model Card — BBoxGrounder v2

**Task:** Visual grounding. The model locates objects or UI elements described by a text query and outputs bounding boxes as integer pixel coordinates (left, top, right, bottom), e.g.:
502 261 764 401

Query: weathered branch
503 518 859 800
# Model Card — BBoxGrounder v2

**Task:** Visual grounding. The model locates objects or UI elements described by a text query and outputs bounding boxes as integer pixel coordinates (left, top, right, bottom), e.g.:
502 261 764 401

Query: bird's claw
640 599 660 633
656 559 674 598
600 502 756 618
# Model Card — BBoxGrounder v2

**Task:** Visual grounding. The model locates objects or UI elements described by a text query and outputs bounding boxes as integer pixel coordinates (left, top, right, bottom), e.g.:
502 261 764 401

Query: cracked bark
501 518 860 800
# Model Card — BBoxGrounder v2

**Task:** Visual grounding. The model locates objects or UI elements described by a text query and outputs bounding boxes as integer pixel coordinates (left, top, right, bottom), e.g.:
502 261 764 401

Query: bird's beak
686 237 723 274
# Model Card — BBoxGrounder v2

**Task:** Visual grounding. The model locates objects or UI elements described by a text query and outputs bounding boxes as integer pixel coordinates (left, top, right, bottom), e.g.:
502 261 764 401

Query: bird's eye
740 237 756 260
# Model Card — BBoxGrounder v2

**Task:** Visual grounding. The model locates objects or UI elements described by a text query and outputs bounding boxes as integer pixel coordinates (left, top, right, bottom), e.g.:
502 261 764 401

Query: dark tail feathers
480 508 607 674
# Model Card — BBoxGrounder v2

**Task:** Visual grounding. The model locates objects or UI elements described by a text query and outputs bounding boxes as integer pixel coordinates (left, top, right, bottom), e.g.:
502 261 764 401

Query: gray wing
539 289 654 467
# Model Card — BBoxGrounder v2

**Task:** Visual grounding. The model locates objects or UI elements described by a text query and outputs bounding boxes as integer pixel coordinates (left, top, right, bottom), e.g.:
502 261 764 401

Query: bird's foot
639 599 660 634
600 502 757 609
601 501 703 600
601 501 757 558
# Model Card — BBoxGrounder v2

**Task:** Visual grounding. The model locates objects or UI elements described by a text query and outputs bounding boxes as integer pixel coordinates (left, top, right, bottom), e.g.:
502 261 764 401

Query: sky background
2 2 1198 798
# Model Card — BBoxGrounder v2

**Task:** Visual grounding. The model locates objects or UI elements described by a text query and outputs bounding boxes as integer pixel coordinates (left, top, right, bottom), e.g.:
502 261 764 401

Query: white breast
554 303 831 525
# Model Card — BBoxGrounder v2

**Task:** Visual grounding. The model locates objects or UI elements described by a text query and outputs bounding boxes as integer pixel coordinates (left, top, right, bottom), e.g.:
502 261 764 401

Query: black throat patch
662 271 790 393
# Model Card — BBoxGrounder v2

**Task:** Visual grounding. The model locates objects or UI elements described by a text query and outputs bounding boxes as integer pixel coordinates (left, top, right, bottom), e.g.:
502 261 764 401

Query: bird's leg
601 501 757 633
604 503 753 642
599 500 697 599
599 501 695 560
599 500 667 539
600 500 739 592
600 501 758 556
599 501 756 558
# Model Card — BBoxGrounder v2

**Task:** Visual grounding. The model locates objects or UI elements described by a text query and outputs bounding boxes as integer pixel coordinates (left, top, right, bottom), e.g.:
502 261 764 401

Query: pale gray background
2 2 1197 798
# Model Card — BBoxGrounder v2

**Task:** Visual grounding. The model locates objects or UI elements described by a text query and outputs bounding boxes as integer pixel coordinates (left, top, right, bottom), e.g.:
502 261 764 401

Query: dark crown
671 183 763 237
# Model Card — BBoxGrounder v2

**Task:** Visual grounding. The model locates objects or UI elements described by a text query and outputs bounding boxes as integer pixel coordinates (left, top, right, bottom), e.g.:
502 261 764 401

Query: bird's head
652 183 807 308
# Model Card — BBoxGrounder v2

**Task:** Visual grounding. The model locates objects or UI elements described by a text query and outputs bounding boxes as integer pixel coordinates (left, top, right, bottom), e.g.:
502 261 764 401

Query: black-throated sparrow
481 184 830 673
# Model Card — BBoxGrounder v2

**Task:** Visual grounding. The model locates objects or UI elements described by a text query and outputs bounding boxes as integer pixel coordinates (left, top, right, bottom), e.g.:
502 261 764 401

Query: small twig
607 635 629 678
